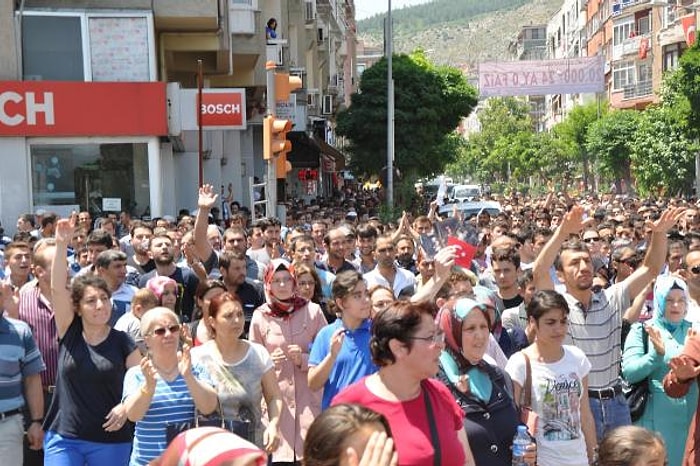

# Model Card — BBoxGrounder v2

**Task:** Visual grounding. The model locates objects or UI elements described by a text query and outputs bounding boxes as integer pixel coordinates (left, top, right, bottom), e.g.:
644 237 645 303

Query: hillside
357 0 563 71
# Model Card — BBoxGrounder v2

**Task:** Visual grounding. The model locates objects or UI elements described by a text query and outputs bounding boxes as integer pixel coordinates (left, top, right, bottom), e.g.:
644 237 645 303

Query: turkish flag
447 236 477 269
681 15 696 47
638 37 649 59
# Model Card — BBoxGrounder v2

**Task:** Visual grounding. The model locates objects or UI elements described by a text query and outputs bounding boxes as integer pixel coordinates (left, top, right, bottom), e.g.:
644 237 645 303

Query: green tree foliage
553 101 605 189
337 51 477 179
675 43 700 131
585 110 640 192
630 104 697 196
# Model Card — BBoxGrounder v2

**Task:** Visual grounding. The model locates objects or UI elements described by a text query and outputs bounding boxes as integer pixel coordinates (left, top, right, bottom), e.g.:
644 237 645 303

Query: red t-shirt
332 377 466 466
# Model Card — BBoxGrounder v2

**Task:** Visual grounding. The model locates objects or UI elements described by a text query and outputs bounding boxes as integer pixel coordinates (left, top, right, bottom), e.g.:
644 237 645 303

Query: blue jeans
44 430 132 466
588 393 631 441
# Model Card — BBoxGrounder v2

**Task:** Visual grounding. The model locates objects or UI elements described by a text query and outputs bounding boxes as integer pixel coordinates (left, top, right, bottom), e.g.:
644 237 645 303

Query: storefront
0 80 167 224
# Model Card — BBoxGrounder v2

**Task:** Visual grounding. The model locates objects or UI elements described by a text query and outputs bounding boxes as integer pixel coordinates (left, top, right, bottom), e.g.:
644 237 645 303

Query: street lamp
386 0 395 211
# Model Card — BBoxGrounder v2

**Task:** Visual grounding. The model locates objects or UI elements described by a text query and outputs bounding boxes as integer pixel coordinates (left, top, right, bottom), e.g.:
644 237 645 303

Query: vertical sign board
478 56 605 97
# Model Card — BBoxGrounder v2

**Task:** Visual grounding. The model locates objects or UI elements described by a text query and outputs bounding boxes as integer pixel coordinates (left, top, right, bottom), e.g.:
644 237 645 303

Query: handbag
623 327 650 422
165 400 254 445
519 352 539 435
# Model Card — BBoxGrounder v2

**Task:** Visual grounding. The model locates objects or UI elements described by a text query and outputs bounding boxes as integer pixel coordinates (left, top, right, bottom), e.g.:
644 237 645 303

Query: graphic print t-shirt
505 346 591 466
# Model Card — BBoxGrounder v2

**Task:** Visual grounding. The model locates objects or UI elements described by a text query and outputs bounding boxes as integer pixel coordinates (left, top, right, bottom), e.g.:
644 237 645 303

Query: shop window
31 143 150 216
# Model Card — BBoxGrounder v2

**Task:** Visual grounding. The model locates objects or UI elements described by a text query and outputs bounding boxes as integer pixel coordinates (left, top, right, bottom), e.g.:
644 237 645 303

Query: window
23 16 83 81
663 43 687 72
31 143 150 215
637 15 650 35
613 21 634 45
22 12 152 82
613 60 635 90
637 63 652 83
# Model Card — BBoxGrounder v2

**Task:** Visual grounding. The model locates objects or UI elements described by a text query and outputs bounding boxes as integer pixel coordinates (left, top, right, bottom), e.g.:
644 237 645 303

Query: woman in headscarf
249 259 328 466
437 298 536 465
622 275 698 466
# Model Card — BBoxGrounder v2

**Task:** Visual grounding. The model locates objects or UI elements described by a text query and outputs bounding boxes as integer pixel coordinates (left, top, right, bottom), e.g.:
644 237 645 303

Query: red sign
0 81 167 136
196 90 245 129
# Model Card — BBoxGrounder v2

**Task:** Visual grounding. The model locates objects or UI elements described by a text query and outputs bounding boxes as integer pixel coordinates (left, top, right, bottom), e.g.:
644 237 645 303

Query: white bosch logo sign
0 91 55 126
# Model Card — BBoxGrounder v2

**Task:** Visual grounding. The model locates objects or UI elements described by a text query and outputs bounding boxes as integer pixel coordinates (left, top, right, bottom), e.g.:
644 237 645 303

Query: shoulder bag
519 352 539 435
623 326 650 422
422 381 441 466
165 399 254 445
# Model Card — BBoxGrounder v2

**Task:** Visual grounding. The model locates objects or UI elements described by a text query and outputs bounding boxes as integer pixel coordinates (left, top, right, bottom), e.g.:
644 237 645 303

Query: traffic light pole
265 61 278 217
386 0 394 211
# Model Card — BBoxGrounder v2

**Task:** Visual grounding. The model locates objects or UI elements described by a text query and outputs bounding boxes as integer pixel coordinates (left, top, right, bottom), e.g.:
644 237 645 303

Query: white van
450 184 482 202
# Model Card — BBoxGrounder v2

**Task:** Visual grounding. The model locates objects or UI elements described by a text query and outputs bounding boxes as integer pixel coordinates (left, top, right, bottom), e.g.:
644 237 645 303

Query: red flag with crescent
681 15 696 46
447 236 477 269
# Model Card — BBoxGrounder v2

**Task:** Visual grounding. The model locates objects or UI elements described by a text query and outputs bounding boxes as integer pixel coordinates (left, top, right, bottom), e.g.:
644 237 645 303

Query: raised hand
649 207 685 234
330 328 346 357
669 356 700 383
346 431 398 466
177 343 193 379
559 205 592 236
0 281 19 318
55 214 77 244
434 245 457 280
141 356 158 390
198 184 219 210
645 324 665 356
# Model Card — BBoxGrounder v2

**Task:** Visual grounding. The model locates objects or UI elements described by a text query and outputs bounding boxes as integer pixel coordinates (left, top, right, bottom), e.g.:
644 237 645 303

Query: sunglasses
582 237 600 244
152 324 181 336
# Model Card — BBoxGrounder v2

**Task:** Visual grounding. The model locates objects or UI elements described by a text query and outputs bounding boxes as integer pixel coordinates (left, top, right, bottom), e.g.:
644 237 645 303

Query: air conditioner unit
307 92 318 107
322 95 333 115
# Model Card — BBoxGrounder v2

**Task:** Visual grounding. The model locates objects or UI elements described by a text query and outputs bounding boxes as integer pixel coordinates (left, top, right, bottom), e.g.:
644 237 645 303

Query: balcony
154 0 221 31
623 80 653 99
612 0 650 16
612 34 650 60
229 0 256 34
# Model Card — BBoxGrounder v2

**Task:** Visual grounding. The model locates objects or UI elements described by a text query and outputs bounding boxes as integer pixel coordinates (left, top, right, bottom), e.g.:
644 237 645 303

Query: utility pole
265 61 278 217
197 59 204 188
386 0 395 211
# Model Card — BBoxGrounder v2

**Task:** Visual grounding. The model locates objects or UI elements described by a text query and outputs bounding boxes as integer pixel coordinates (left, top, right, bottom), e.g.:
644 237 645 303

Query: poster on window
89 17 150 82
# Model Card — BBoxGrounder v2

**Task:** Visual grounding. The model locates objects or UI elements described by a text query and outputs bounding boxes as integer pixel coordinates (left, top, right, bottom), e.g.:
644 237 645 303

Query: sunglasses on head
152 324 181 336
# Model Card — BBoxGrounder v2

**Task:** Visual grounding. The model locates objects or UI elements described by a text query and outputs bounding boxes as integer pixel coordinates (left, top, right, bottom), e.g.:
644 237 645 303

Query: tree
585 110 640 194
675 43 700 132
337 51 477 180
630 103 697 196
553 101 605 191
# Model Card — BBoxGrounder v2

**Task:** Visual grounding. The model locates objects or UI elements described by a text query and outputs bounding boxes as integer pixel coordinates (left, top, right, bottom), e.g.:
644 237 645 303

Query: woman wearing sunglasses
437 298 536 465
122 307 218 465
333 301 475 466
44 217 143 465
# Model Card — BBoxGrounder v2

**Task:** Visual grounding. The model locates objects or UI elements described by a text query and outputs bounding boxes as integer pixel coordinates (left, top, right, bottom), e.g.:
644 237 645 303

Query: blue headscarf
438 298 493 402
652 275 689 332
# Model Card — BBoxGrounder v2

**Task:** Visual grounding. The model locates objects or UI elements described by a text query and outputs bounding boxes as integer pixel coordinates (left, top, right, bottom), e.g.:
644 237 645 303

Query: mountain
357 0 564 72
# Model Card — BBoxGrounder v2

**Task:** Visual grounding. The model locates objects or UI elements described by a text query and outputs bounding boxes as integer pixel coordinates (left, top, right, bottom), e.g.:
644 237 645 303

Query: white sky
354 0 433 20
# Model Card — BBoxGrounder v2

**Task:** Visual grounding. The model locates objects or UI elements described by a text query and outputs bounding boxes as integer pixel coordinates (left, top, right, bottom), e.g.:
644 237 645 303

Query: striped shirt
0 315 45 412
563 283 630 390
123 364 213 466
18 280 57 388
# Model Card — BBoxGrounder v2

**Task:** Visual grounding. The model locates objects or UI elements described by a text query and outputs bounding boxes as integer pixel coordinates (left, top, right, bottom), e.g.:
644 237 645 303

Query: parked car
438 200 502 219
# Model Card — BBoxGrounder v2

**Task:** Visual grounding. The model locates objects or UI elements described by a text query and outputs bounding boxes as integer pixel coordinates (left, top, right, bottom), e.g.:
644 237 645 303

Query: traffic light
263 115 292 161
276 152 292 179
274 72 302 102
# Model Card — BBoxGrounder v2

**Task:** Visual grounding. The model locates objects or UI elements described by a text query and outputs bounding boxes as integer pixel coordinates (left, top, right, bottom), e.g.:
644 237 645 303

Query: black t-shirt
138 267 200 322
46 317 136 443
237 279 265 336
502 294 524 310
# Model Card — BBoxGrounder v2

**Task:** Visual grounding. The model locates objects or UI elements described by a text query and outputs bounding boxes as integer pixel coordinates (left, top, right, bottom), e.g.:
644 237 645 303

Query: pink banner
479 56 605 97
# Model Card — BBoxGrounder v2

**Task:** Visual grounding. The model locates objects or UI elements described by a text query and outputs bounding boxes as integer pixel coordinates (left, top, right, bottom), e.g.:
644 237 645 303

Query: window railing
623 80 653 99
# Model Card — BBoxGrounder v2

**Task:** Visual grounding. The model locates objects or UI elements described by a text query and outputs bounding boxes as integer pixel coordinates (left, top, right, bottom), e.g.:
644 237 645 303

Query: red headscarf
263 259 308 319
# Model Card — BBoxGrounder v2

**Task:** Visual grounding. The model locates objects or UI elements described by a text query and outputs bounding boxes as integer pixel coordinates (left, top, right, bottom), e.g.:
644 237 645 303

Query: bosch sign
197 90 246 129
0 81 167 136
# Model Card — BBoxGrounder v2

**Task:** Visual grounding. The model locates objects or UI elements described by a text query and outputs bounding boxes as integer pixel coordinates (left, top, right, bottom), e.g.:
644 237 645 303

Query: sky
353 0 433 20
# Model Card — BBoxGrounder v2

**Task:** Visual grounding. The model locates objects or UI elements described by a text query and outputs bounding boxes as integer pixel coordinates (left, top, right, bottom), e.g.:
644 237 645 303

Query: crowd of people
4 183 700 465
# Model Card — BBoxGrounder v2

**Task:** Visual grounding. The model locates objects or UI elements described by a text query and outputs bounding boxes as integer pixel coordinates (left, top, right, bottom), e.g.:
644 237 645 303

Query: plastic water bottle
512 425 530 466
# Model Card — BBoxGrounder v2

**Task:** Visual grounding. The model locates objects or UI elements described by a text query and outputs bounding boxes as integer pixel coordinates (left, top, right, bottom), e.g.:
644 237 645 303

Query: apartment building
509 25 548 132
0 0 356 224
585 0 696 110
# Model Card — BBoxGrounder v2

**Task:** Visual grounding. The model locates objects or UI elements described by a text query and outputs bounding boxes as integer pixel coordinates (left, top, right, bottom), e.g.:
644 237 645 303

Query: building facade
0 0 357 226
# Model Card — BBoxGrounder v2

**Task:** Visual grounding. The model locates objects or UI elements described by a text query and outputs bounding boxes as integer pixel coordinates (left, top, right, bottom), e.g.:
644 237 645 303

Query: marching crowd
2 185 700 465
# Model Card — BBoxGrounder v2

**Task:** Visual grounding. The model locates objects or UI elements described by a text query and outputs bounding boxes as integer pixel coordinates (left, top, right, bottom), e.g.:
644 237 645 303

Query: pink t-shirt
333 377 466 466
